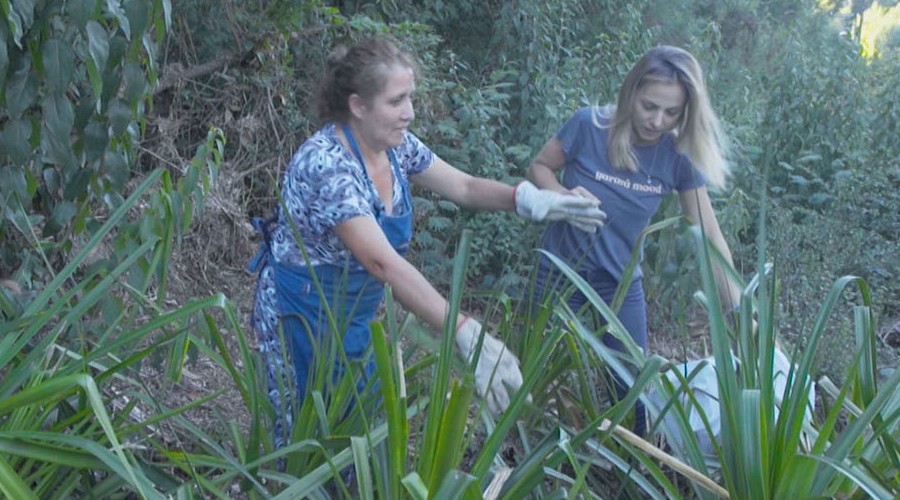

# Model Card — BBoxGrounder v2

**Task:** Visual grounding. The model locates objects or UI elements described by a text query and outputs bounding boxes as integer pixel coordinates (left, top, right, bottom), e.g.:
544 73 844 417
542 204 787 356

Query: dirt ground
139 166 261 442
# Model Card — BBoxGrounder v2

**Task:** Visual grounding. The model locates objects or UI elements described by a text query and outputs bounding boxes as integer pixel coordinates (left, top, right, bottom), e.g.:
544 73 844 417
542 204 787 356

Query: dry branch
600 419 730 498
154 52 248 95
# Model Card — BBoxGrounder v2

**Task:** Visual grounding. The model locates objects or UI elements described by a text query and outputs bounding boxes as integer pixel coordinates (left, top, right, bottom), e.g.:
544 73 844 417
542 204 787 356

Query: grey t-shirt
539 106 705 280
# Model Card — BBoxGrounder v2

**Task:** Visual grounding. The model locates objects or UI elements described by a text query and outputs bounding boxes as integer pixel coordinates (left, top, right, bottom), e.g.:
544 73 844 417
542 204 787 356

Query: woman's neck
342 121 389 171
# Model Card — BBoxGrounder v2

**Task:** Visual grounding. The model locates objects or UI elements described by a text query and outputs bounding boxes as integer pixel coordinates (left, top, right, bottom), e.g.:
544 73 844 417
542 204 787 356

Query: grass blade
351 436 374 500
0 456 38 500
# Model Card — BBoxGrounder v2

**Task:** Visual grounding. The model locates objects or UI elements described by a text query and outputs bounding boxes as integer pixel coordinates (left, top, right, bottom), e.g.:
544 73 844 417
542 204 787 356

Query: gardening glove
455 317 524 414
514 181 606 233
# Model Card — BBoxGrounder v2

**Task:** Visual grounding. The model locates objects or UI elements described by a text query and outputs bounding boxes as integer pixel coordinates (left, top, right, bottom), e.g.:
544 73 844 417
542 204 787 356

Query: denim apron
249 124 412 402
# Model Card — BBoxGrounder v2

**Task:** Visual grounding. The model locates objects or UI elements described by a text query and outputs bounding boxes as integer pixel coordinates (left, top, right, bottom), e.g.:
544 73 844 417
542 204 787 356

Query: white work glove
454 317 524 414
514 181 606 233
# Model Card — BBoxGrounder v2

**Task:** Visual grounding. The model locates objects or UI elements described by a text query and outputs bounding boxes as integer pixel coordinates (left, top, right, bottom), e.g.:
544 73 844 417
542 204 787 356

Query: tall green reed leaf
470 327 565 479
371 320 407 498
0 374 157 497
19 168 165 318
418 230 471 486
0 455 39 499
272 417 393 498
427 378 474 493
686 214 900 499
401 472 429 499
351 435 375 500
498 428 565 498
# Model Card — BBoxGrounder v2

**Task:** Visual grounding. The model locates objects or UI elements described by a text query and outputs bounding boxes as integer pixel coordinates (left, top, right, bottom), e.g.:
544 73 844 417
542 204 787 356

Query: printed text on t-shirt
594 171 663 194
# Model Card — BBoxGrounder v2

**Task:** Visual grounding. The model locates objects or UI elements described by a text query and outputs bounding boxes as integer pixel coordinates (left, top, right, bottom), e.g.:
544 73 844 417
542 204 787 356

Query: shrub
0 0 174 287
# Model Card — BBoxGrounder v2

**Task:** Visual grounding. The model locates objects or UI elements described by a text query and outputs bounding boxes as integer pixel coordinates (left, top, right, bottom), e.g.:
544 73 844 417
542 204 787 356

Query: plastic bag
648 348 815 458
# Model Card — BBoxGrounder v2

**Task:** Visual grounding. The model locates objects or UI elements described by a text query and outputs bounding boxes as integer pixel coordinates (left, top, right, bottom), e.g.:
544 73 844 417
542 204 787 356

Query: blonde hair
603 46 730 189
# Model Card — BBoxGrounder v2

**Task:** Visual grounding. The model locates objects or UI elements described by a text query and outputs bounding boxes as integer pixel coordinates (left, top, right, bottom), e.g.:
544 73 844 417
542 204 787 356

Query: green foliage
407 0 652 287
759 40 869 205
756 168 899 381
687 239 900 499
4 0 900 498
0 0 172 287
0 168 249 498
523 218 900 498
5 170 896 497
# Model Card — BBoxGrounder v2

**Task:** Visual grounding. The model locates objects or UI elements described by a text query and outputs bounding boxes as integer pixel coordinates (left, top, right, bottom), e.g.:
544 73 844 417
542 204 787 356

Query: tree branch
154 52 247 95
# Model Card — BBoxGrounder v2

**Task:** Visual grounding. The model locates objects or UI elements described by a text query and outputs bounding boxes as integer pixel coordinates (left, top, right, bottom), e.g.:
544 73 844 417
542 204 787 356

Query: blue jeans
535 261 648 435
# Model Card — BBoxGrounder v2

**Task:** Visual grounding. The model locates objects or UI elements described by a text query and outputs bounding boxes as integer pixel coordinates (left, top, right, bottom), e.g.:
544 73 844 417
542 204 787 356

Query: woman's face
355 65 416 151
631 80 686 145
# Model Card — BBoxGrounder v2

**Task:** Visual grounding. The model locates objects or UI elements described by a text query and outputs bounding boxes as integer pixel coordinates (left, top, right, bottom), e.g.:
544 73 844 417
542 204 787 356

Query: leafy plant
0 0 172 284
0 168 237 498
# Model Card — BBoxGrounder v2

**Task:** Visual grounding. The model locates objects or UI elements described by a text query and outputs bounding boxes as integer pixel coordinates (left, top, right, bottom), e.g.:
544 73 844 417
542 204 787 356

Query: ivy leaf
1 118 34 164
107 98 132 136
103 190 126 212
6 60 38 118
1 166 30 204
86 21 110 101
68 0 98 29
42 39 76 92
41 93 78 170
101 150 128 190
74 95 96 132
42 133 78 171
100 69 122 109
42 166 61 196
42 92 75 143
106 33 127 70
7 0 36 47
47 200 78 236
123 0 149 40
83 121 109 166
63 168 92 200
86 21 110 77
105 0 131 39
122 62 146 105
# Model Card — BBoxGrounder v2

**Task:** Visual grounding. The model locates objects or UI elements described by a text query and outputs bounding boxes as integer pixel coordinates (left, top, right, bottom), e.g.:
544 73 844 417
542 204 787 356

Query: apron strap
247 213 277 273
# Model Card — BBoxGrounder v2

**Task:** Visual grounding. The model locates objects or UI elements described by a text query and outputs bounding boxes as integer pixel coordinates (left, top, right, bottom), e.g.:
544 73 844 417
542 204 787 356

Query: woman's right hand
568 185 600 203
565 186 604 231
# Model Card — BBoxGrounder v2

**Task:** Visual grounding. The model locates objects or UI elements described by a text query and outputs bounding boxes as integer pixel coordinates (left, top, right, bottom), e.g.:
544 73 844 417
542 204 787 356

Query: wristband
512 181 524 207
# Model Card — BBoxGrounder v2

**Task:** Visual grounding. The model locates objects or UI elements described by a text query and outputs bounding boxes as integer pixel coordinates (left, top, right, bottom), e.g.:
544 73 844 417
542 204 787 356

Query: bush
0 0 172 287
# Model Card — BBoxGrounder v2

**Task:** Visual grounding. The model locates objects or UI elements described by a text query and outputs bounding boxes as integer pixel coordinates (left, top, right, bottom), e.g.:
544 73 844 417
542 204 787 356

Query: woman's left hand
514 181 606 232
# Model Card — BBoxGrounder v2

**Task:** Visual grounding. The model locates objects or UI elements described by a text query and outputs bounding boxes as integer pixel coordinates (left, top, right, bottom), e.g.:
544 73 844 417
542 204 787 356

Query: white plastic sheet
648 348 816 458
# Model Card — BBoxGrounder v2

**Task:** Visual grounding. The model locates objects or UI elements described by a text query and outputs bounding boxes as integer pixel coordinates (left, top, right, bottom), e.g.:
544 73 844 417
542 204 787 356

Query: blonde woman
527 46 742 435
